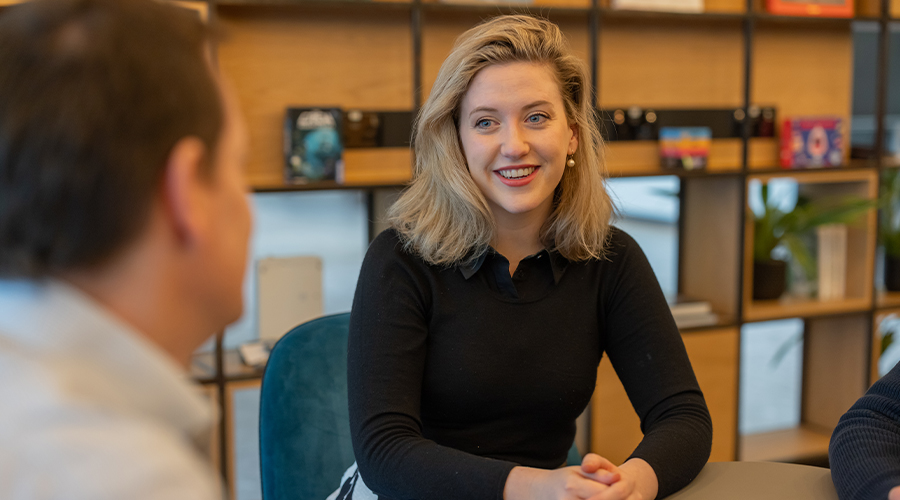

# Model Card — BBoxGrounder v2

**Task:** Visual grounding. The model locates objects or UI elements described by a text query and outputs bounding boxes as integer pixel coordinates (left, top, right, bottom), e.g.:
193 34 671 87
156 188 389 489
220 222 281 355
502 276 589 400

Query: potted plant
752 183 874 300
880 169 900 291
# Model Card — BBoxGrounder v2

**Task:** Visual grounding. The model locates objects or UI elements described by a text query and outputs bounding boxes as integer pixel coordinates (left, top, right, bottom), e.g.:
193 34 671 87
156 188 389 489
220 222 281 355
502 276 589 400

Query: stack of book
668 296 718 330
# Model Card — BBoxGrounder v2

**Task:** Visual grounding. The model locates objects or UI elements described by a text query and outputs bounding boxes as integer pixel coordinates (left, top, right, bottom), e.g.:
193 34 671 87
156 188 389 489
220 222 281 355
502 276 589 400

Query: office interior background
7 0 898 497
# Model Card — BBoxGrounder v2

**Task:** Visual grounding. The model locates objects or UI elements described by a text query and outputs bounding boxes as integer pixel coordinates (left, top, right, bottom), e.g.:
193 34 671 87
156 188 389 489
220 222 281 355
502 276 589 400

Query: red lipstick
494 165 539 187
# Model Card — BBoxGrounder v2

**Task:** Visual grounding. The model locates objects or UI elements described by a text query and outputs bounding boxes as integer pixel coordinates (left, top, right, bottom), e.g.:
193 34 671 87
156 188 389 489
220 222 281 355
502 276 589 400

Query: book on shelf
766 0 852 17
284 107 344 184
659 126 711 171
667 295 719 329
816 224 847 301
611 0 703 13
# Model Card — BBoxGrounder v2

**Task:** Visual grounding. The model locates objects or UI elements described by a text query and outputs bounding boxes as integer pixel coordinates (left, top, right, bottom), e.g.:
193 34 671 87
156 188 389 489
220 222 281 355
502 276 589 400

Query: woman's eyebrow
467 100 553 118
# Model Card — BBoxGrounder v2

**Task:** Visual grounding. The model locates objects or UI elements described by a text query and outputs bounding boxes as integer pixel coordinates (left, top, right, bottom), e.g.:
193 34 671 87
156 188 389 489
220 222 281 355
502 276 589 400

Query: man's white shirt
0 279 222 500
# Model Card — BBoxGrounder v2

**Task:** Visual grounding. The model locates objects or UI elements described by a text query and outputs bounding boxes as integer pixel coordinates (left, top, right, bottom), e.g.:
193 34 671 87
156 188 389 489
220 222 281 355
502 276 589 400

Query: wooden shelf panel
592 327 739 462
748 166 877 184
421 10 590 102
804 314 870 430
599 0 745 13
422 0 590 10
682 176 743 319
600 9 744 20
877 290 900 309
247 148 412 188
216 0 411 6
253 180 408 193
599 21 744 109
744 296 871 322
751 24 853 166
218 6 413 184
605 139 744 177
740 425 831 462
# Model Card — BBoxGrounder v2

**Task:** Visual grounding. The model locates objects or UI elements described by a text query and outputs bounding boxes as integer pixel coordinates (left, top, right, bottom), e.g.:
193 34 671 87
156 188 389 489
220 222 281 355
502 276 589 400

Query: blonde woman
338 14 711 500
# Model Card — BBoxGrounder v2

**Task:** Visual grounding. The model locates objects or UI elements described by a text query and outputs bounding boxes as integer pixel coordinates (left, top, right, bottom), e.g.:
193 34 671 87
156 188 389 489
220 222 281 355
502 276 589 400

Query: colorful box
780 116 843 169
659 127 712 170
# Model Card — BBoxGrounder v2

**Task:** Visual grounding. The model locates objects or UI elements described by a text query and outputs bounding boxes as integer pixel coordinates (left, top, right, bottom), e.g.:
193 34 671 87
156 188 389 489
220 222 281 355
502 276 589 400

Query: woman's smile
495 165 540 186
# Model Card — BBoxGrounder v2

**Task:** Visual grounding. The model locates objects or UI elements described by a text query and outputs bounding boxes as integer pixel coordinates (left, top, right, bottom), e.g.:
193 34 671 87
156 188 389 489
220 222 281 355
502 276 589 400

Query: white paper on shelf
817 224 847 301
257 256 324 341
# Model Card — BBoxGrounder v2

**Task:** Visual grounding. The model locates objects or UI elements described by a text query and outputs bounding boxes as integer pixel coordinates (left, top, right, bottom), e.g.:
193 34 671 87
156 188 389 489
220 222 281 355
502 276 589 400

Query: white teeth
499 167 535 179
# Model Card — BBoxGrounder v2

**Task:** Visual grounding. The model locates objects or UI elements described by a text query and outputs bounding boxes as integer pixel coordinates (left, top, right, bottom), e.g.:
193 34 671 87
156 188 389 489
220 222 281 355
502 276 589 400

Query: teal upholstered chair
258 311 582 499
259 313 354 500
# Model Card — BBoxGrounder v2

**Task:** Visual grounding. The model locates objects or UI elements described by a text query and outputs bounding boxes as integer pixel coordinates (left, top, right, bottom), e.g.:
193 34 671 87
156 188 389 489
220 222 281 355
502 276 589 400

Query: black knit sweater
347 227 712 500
830 361 900 500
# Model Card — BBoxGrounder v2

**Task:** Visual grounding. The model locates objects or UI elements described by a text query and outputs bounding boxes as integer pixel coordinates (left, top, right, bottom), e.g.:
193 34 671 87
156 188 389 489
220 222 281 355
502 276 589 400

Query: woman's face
458 61 577 223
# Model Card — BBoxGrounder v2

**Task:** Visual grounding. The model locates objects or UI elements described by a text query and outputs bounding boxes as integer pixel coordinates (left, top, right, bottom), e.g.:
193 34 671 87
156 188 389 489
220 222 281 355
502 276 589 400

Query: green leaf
782 232 816 280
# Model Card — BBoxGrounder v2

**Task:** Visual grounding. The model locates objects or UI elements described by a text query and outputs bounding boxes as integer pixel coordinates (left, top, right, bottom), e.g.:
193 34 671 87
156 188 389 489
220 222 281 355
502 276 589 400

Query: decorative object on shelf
752 183 872 301
601 106 775 142
611 0 702 13
752 258 788 300
816 224 847 301
881 169 900 291
766 0 852 17
257 256 324 342
284 107 344 184
735 105 777 138
780 116 844 169
659 126 711 170
343 109 414 148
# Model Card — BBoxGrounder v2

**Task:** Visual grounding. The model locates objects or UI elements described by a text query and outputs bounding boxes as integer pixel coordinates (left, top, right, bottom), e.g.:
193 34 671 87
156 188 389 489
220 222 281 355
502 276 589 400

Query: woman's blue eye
528 114 547 123
476 119 492 128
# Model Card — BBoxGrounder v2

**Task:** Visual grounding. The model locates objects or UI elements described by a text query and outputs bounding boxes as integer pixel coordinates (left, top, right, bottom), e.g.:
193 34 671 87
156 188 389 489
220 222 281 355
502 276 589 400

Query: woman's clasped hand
504 454 657 500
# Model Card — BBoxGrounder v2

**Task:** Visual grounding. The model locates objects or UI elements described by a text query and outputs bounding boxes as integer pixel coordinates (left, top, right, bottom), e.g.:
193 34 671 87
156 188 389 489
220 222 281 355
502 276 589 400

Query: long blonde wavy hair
389 14 615 265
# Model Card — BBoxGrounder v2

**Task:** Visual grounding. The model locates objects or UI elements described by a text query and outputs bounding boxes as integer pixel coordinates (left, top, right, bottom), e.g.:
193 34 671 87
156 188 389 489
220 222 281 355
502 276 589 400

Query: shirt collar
0 278 213 443
458 247 569 283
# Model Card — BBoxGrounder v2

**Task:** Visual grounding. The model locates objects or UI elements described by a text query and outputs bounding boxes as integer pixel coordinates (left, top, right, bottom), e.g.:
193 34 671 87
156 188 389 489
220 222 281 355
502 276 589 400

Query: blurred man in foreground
0 0 251 498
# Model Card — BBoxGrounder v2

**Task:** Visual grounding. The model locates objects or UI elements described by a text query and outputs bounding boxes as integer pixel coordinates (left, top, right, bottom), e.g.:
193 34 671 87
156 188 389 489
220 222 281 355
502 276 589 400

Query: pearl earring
566 155 576 168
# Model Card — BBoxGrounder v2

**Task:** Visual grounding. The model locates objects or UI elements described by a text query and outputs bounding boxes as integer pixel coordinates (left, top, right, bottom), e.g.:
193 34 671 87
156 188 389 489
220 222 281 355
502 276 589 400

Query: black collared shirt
348 227 712 500
458 247 568 301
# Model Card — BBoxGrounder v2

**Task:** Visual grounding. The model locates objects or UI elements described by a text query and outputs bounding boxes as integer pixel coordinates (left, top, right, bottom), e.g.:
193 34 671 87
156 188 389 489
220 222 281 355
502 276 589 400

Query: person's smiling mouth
494 164 540 186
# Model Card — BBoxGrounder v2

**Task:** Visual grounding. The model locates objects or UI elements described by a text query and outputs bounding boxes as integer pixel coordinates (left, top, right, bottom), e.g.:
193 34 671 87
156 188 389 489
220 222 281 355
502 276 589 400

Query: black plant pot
886 256 900 292
753 259 787 300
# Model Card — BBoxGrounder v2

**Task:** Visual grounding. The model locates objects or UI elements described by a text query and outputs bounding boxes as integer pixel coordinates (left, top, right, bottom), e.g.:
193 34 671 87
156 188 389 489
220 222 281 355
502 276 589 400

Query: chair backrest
259 312 354 500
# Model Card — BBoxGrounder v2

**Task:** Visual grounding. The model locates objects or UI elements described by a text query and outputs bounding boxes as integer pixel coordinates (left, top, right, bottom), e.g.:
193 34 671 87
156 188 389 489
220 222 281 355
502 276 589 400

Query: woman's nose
500 124 530 159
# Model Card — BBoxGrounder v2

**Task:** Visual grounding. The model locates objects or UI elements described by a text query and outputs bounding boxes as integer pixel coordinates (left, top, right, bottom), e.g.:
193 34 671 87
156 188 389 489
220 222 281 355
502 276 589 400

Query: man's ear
162 137 208 246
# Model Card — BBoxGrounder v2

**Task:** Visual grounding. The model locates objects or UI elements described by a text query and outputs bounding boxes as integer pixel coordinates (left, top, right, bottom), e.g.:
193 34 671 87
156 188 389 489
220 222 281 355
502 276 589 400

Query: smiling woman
334 14 713 500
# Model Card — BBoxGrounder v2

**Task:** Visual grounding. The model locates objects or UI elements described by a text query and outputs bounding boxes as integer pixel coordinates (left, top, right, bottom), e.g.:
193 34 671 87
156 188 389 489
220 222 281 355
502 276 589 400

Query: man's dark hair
0 0 223 278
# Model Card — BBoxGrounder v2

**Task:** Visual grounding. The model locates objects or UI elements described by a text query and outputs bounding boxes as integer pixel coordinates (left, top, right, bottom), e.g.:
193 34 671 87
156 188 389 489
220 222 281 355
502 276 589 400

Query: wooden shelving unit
165 0 900 487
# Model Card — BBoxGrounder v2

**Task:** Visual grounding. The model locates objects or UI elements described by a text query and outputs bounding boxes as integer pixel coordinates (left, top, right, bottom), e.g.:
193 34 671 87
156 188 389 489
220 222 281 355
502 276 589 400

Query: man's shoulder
0 341 220 500
0 394 221 500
